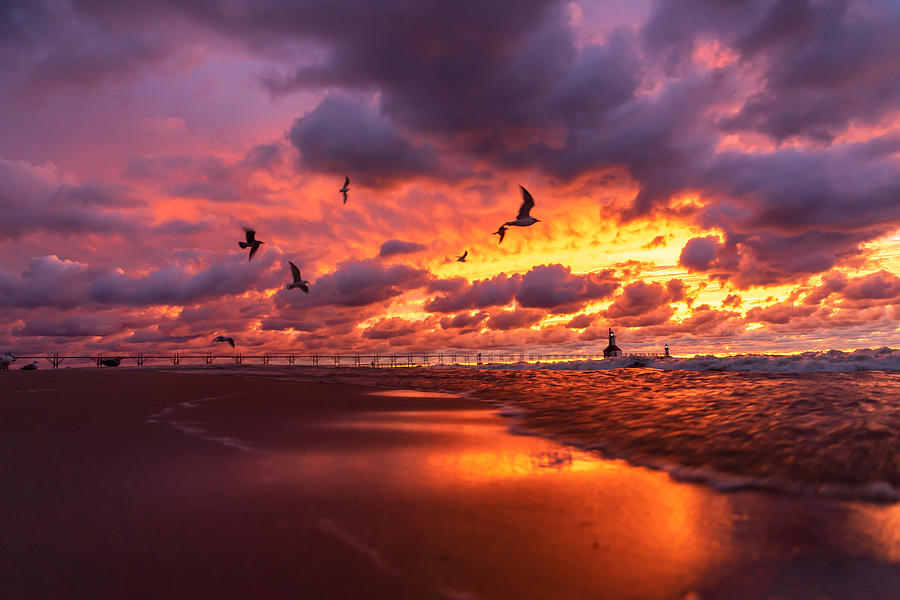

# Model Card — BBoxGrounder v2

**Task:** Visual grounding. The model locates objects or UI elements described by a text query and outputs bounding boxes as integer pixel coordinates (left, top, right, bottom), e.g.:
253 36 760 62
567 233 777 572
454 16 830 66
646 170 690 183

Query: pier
7 351 667 369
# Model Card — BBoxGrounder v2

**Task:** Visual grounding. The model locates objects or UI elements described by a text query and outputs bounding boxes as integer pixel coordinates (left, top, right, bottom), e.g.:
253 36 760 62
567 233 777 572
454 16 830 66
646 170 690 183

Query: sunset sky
1 0 899 356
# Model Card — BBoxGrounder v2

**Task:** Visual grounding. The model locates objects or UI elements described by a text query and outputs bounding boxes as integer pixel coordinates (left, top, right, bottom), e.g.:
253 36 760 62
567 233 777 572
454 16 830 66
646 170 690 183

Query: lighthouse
603 328 622 358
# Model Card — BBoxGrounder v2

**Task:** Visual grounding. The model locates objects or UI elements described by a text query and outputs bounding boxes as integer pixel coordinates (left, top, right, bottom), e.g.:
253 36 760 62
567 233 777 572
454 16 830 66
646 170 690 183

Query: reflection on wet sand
253 407 736 599
5 372 900 600
244 400 900 599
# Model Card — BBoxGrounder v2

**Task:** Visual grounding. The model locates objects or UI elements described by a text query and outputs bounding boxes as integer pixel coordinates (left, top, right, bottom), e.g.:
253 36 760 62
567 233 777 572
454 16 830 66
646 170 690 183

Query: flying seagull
213 335 235 348
493 225 507 244
339 176 350 204
99 357 122 367
239 229 264 260
456 250 468 263
503 185 540 228
287 261 310 293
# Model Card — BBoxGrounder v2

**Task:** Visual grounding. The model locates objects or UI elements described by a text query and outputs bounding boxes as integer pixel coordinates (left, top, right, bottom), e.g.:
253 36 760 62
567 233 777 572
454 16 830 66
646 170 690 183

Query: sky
1 0 899 356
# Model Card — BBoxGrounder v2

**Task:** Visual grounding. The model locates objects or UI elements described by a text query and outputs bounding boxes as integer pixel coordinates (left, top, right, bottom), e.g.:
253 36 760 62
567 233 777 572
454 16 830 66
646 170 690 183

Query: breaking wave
472 347 900 373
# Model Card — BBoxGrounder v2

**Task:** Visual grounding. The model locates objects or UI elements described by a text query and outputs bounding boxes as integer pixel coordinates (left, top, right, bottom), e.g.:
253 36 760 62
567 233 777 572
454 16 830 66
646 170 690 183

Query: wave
470 347 900 373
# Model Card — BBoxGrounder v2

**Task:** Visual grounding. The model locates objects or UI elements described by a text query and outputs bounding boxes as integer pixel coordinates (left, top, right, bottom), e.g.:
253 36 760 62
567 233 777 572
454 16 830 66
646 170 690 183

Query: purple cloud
516 264 618 313
286 95 440 185
379 239 428 258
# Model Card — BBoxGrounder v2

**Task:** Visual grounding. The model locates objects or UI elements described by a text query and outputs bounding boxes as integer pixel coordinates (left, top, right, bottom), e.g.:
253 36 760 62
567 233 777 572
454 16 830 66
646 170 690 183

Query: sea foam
471 347 900 373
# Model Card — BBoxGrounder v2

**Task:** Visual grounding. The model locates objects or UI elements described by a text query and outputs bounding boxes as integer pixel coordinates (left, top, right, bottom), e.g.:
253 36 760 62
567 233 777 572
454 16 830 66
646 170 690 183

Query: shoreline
3 369 900 599
165 364 900 505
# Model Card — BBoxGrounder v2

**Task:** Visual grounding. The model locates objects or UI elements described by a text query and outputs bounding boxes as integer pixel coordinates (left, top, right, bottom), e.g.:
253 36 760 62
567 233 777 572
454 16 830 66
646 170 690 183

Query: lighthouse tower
603 328 622 358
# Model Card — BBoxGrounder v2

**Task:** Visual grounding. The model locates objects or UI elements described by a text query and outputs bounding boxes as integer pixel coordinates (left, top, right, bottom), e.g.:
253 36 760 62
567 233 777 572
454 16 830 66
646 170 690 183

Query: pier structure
7 350 669 369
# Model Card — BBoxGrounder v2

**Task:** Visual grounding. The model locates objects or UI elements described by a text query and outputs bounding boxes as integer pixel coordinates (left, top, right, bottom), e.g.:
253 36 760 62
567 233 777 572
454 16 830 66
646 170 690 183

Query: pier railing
7 351 666 369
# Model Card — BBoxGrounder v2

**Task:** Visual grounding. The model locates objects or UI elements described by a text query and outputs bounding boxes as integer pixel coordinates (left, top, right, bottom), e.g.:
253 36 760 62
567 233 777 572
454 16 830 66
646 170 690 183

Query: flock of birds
212 178 541 350
1 176 542 367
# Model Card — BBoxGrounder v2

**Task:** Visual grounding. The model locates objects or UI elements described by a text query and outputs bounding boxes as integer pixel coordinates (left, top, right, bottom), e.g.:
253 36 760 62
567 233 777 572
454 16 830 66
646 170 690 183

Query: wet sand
2 369 900 599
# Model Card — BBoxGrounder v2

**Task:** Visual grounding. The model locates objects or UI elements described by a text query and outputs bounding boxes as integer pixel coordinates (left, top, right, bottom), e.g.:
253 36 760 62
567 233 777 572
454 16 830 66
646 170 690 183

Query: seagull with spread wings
493 225 507 244
456 250 468 262
287 261 310 293
212 335 235 348
339 176 350 204
238 229 264 260
503 186 541 228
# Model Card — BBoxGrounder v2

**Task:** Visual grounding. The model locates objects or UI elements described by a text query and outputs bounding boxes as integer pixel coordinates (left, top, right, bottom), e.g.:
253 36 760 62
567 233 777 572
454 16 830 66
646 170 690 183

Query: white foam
146 394 262 454
470 347 900 373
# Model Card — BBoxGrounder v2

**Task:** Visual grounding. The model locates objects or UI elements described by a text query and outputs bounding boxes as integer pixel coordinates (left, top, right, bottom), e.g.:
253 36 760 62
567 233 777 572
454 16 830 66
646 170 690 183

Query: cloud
363 317 422 340
0 252 280 309
566 313 598 329
286 95 440 185
12 312 155 338
0 157 142 240
379 239 428 258
722 0 900 143
486 308 544 331
426 273 522 313
745 301 817 325
440 312 488 330
275 258 431 308
605 280 686 327
722 293 742 308
0 1 176 97
679 236 721 272
124 150 284 203
516 264 619 313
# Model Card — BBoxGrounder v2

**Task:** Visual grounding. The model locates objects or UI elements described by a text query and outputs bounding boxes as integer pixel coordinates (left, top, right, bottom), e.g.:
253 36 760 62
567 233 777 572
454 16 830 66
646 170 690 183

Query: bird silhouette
212 335 235 348
99 357 122 367
493 225 507 244
339 176 350 204
456 250 468 262
287 261 310 293
239 229 264 260
503 186 540 228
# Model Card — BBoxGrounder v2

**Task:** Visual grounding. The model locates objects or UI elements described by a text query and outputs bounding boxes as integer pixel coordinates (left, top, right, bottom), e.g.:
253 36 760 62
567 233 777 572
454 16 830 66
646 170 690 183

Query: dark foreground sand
2 369 900 600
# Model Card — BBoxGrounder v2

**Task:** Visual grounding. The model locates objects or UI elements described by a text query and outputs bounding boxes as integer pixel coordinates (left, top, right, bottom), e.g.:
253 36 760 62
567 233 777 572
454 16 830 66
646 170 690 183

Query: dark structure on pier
603 328 622 358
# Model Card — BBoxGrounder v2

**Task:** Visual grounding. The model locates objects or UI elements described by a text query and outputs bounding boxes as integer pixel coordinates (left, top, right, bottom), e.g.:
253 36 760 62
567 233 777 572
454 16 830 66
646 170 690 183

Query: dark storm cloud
0 0 180 96
723 0 900 143
286 95 440 184
379 239 428 258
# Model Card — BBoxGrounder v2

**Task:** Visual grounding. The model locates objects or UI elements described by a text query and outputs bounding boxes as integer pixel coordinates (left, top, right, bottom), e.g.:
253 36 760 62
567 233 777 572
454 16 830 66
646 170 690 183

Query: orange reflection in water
255 407 736 598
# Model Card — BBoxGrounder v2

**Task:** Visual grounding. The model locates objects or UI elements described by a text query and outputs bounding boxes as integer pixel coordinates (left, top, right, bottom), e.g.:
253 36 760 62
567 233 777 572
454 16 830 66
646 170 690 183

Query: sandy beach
2 369 900 600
